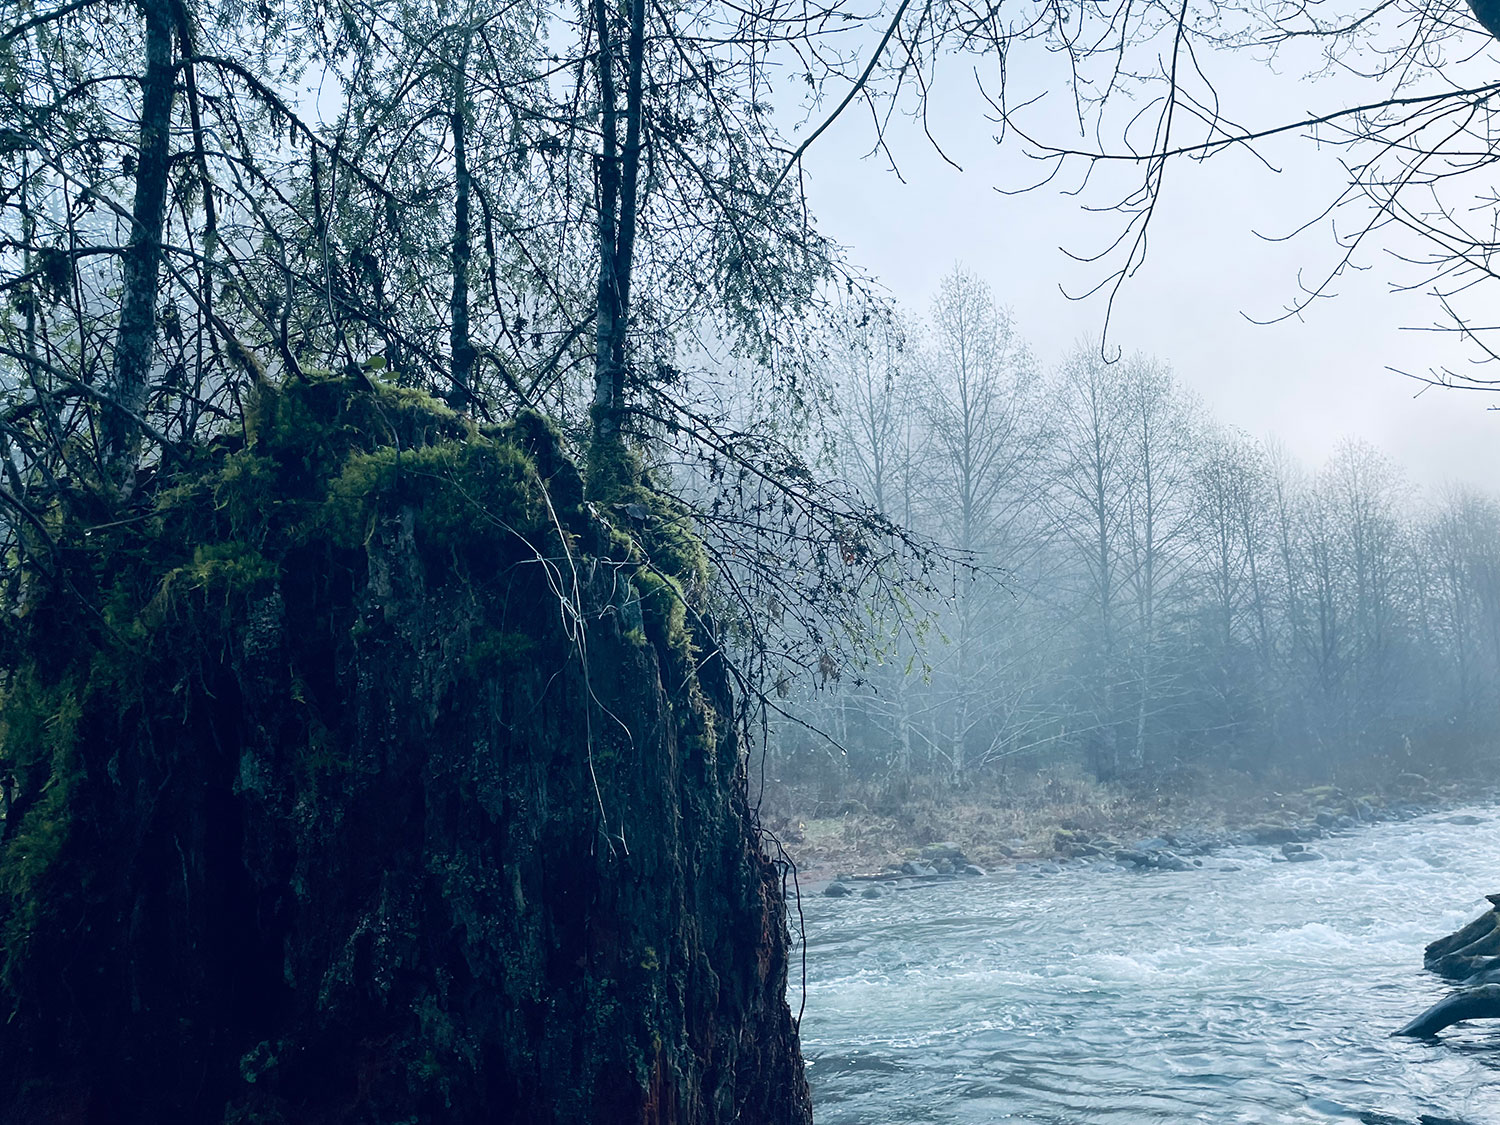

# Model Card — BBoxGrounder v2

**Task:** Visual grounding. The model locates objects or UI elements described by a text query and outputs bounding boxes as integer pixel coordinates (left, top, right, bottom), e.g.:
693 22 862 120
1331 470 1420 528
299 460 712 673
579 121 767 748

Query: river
797 807 1500 1124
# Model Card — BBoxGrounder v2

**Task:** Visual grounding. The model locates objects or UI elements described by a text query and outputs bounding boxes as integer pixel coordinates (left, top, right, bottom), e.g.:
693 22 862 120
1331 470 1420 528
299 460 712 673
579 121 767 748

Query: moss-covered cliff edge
0 375 811 1123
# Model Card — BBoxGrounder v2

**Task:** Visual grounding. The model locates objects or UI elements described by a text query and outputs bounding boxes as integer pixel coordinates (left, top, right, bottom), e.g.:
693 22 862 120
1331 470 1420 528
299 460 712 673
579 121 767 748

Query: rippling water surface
797 808 1500 1124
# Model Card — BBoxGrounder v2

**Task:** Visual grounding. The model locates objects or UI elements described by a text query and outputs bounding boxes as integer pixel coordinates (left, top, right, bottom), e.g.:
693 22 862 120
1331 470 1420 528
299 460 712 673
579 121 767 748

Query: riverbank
761 762 1500 886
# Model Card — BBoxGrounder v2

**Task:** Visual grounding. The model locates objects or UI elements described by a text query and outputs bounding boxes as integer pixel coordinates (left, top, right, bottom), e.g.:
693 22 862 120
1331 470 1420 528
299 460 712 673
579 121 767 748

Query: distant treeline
771 267 1500 787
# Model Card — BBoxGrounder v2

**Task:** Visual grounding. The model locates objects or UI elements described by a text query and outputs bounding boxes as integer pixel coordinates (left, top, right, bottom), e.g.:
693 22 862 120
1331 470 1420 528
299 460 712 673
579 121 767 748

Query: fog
796 50 1500 492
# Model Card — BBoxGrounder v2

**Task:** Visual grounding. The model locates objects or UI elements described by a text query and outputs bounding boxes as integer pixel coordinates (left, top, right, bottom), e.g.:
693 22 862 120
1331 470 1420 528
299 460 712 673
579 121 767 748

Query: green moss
632 569 691 665
323 441 551 565
0 370 727 1032
0 678 84 991
582 430 712 671
175 543 278 596
465 631 537 677
248 371 467 493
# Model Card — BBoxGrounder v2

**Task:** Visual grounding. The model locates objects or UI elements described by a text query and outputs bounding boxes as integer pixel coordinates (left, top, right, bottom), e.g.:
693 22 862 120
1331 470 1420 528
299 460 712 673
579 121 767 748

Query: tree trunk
449 30 475 408
1395 984 1500 1037
589 0 645 458
106 0 177 478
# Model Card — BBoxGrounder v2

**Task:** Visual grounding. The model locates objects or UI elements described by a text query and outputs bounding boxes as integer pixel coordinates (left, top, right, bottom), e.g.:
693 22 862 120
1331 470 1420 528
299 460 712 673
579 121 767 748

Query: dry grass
758 758 1500 880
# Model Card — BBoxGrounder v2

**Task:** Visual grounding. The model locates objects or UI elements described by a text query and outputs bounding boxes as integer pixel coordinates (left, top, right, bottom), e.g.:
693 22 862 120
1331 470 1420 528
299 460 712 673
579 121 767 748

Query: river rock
961 864 986 877
860 886 884 899
1285 850 1322 862
1178 832 1225 854
920 842 967 863
824 882 853 897
1115 848 1191 872
1244 824 1301 845
1335 815 1357 830
1445 814 1484 826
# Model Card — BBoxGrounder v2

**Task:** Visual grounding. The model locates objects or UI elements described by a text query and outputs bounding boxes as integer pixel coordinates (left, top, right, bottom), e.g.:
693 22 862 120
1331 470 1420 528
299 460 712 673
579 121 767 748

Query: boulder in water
824 882 853 897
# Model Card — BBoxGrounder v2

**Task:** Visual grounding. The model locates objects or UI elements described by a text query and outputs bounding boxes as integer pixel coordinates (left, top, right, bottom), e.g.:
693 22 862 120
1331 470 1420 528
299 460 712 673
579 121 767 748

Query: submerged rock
824 882 854 897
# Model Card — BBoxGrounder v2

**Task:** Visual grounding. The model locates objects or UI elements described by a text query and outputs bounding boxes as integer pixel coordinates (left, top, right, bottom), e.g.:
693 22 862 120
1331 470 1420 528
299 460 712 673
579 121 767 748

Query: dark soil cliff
0 376 811 1123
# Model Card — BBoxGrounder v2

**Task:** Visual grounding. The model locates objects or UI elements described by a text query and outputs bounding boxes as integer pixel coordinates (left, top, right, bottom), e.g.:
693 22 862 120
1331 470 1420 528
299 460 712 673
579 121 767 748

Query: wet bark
1395 984 1500 1038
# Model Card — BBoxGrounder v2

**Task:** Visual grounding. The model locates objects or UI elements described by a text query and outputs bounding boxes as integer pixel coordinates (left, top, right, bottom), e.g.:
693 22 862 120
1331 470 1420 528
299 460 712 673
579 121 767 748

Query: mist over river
798 808 1500 1124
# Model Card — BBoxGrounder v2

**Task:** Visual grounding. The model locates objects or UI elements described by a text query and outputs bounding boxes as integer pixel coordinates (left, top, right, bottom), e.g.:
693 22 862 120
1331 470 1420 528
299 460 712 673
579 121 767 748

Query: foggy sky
797 49 1499 495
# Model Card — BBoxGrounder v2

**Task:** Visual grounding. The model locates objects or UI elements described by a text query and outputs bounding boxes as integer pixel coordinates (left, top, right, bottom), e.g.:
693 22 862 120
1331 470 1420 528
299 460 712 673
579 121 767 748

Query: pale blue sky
796 44 1500 494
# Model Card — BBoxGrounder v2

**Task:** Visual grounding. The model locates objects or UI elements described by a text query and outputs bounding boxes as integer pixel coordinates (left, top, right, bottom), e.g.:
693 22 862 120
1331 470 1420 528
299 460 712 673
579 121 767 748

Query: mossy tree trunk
0 377 811 1124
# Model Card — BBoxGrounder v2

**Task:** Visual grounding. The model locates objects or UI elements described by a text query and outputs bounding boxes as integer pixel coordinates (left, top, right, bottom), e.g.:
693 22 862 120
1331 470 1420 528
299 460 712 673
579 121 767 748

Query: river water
797 807 1500 1124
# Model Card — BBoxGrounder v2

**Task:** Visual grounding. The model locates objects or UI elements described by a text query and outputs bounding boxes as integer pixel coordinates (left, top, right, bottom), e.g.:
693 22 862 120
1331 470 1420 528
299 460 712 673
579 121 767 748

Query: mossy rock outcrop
0 375 811 1123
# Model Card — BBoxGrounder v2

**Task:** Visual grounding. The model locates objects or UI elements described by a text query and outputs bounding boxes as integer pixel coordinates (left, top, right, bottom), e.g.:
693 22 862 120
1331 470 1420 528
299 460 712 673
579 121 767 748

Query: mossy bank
0 375 810 1123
